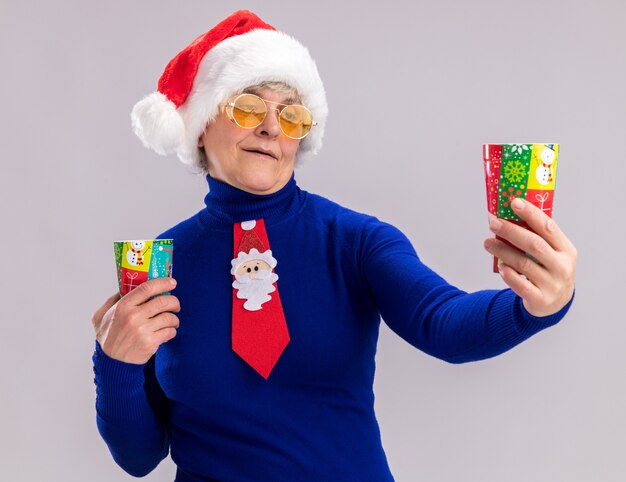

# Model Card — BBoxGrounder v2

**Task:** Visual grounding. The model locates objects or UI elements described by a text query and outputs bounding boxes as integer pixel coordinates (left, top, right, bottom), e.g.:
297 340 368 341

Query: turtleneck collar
200 173 305 226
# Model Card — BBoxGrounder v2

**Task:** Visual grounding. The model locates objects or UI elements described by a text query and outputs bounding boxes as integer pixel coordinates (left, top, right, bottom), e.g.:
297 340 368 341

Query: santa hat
230 220 274 271
131 10 328 169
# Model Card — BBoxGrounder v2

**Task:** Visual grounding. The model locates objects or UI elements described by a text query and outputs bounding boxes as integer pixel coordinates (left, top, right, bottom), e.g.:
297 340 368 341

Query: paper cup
114 239 174 296
483 144 559 272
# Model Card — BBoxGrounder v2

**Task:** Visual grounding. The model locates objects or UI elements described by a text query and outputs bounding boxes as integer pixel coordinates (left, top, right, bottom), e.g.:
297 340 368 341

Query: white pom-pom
131 92 185 155
241 220 257 230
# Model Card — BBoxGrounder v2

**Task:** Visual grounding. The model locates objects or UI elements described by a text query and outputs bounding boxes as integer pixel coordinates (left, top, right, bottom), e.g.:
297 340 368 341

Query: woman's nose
255 108 281 138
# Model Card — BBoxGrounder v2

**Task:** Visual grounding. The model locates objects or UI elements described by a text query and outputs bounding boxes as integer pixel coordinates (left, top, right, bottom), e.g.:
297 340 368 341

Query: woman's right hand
91 277 180 364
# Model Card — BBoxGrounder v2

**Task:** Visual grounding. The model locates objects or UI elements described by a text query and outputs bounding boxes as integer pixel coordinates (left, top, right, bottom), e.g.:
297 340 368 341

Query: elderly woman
91 10 576 482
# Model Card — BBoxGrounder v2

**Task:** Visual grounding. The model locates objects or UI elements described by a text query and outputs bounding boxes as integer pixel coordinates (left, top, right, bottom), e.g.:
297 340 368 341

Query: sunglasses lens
279 105 314 139
231 94 266 127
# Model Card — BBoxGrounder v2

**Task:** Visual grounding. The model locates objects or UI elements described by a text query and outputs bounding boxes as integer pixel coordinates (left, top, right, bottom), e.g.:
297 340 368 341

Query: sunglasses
223 93 317 140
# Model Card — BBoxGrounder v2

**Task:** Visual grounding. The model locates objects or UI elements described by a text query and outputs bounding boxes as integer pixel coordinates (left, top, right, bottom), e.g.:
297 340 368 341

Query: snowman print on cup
126 241 152 267
535 145 555 186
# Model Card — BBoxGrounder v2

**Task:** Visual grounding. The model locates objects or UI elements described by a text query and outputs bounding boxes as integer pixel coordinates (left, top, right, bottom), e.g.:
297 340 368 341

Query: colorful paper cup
483 144 559 272
114 239 174 296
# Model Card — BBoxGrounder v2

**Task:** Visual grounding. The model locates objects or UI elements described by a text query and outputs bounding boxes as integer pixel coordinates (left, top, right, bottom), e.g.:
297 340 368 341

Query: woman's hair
198 80 302 174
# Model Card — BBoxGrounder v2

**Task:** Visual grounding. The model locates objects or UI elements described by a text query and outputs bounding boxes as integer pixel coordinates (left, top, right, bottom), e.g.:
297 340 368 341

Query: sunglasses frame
223 93 317 140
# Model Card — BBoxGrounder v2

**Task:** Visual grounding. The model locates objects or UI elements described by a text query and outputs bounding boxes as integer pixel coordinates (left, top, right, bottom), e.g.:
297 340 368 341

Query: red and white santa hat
131 10 328 169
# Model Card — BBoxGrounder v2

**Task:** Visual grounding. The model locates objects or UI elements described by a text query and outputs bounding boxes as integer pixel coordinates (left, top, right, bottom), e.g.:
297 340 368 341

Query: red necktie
231 218 289 379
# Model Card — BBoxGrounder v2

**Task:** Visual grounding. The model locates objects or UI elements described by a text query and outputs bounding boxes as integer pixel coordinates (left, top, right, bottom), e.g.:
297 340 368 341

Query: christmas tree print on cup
114 239 174 296
483 144 559 272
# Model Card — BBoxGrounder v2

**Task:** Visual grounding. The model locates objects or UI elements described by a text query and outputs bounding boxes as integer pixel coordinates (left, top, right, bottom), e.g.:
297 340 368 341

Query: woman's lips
242 148 277 160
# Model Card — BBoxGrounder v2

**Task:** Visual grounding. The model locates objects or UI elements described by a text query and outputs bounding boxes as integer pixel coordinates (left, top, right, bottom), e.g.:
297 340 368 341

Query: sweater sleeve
359 217 573 363
92 341 170 476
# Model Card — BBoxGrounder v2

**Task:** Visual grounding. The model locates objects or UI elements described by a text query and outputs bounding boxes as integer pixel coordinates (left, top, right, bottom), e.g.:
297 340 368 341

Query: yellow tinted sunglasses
223 93 317 140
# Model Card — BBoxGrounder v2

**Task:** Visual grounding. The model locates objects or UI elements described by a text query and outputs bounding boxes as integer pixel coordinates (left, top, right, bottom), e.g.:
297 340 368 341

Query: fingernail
512 198 525 211
489 217 502 232
169 278 177 286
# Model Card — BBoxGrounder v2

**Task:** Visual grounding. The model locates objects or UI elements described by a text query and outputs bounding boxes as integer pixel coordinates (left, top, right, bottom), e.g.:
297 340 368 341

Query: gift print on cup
114 239 174 296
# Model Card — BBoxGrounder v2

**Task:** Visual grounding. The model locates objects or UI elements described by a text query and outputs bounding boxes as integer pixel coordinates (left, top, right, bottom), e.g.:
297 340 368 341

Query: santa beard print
232 269 279 311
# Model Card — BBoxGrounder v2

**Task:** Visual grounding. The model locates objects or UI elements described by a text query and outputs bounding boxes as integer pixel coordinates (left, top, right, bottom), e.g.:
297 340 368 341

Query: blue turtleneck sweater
93 174 572 481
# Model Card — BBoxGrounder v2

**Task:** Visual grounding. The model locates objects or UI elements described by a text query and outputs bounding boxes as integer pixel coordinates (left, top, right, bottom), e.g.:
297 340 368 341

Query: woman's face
199 87 302 195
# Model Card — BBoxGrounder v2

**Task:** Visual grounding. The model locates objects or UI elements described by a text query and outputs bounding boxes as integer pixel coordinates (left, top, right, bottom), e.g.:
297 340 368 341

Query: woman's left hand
483 197 577 317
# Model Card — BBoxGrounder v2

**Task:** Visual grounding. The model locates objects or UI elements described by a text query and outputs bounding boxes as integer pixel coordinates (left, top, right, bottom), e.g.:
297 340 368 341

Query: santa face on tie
235 258 272 279
231 248 279 311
